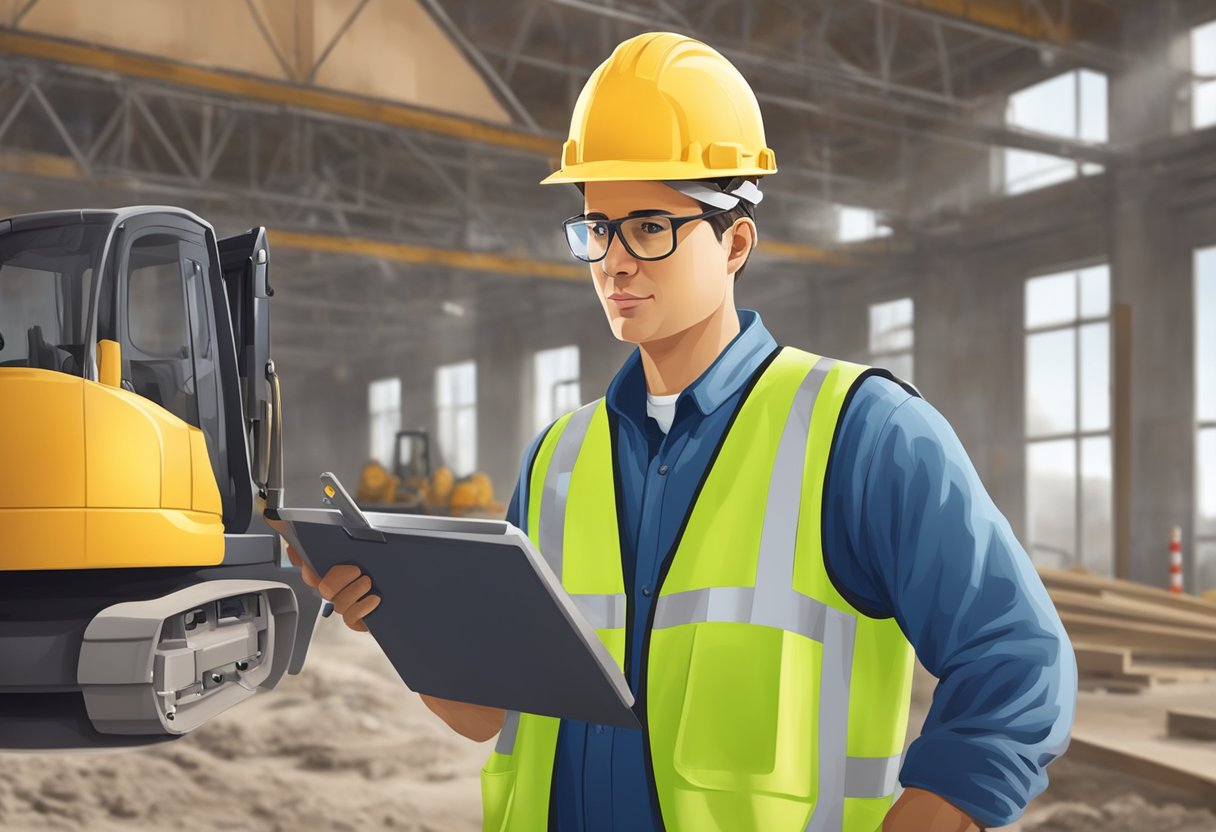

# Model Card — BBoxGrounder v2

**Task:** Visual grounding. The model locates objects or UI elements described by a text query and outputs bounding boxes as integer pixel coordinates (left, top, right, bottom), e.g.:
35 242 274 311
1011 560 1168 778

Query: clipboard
277 473 639 730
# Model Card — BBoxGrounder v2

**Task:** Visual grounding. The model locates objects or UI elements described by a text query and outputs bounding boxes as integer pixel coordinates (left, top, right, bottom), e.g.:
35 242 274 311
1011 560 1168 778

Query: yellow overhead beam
898 0 1086 42
0 30 559 156
269 229 589 281
760 240 859 267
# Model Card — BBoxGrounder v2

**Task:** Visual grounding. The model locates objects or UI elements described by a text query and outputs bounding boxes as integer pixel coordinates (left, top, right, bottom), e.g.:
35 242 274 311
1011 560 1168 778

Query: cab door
82 219 225 565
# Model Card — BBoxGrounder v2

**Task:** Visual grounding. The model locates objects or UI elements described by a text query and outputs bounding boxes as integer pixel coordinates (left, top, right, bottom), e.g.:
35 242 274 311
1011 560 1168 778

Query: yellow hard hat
541 32 777 185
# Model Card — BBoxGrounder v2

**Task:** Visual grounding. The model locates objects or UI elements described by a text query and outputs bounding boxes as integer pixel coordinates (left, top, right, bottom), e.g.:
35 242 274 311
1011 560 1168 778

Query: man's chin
607 313 659 345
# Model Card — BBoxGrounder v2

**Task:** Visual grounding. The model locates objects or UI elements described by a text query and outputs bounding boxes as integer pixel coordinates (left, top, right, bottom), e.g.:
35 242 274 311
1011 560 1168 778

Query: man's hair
701 177 758 284
573 177 760 283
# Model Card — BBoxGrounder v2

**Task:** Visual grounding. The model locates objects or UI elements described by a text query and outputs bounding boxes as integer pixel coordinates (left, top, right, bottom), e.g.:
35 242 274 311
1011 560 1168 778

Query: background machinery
0 207 323 750
355 429 504 517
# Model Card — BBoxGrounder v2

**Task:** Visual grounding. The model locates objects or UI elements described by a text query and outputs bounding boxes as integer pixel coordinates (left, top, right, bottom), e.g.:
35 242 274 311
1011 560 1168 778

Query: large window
436 360 477 477
368 377 401 467
836 205 891 243
1196 247 1216 592
533 345 581 434
1003 70 1107 195
1194 19 1216 130
869 298 914 383
1024 265 1111 574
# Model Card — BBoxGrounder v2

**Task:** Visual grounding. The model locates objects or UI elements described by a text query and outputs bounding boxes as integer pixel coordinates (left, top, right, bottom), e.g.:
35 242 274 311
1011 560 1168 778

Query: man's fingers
331 574 374 616
317 564 364 601
343 594 381 631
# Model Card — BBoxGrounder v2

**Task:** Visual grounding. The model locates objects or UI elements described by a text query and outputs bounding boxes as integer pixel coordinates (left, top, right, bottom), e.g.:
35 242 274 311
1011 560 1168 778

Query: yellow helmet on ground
541 32 777 186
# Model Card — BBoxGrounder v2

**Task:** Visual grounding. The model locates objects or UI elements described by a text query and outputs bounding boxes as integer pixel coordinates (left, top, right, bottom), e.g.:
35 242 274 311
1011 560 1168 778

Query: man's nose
602 233 638 277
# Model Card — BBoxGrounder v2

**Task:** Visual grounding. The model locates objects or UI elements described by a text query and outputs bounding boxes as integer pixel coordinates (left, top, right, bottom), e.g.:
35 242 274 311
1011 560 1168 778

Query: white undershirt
646 392 681 434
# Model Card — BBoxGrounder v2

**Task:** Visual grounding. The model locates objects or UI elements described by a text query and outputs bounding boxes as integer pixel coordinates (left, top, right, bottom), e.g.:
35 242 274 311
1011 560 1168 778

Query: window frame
368 376 402 469
1023 262 1113 573
867 297 914 383
1194 245 1216 590
1001 68 1109 196
532 345 582 435
435 360 478 478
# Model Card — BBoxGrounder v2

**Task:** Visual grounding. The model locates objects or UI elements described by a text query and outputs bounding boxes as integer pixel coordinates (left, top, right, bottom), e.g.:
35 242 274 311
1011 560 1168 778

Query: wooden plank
1059 611 1216 658
1167 710 1216 741
1049 588 1216 631
1074 644 1130 676
1040 566 1216 620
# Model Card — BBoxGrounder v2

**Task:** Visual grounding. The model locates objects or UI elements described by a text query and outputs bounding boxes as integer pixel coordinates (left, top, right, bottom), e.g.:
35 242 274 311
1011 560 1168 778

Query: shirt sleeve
824 378 1077 829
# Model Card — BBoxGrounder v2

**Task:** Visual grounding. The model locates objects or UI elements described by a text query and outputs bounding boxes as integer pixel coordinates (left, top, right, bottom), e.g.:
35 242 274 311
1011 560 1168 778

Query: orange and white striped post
1169 526 1184 594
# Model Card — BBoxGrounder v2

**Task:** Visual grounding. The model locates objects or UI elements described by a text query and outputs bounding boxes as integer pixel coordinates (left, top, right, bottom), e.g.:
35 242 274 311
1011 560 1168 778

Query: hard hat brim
541 158 775 186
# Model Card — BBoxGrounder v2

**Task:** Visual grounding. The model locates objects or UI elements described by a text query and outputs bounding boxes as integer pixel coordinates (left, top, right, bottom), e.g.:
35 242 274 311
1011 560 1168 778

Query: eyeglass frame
561 206 731 263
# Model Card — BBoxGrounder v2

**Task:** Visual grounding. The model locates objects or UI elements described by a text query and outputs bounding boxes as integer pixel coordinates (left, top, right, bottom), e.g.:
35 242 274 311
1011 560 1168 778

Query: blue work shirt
503 309 1076 831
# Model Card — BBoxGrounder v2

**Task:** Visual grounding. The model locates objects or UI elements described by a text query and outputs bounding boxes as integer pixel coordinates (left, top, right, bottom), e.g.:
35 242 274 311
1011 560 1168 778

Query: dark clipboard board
277 475 639 730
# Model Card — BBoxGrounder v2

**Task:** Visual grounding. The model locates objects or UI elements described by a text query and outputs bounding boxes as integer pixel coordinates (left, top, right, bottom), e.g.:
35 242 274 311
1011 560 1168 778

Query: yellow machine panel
84 382 161 508
0 508 86 571
85 507 223 568
0 369 86 508
0 369 224 570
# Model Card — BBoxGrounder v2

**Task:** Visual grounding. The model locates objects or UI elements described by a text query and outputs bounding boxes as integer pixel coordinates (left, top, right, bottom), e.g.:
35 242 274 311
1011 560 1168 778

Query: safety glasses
562 207 729 263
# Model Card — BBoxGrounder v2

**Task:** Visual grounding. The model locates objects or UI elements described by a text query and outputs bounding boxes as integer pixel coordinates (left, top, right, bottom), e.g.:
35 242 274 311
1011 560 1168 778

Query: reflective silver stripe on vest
570 592 628 630
843 753 903 799
806 607 857 832
751 357 835 633
539 401 599 582
495 709 521 755
652 585 752 629
651 585 833 645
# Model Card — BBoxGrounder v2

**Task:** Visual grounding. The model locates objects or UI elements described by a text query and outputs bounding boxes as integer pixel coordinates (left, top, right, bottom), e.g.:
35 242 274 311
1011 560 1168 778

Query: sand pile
1 623 1213 831
0 618 488 831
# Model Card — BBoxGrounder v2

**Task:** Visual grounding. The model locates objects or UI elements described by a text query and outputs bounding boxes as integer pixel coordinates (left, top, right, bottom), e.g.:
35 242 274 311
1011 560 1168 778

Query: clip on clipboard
278 473 639 729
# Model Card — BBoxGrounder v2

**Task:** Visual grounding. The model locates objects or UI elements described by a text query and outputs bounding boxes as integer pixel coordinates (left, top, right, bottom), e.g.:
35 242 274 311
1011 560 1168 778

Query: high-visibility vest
482 348 916 832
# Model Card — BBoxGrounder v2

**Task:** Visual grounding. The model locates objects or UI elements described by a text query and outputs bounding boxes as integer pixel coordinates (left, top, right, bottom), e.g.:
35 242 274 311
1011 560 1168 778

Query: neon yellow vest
482 348 915 832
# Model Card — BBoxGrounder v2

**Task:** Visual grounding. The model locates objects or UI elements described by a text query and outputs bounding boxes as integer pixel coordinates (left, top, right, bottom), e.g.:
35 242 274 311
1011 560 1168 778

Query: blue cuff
900 732 1058 828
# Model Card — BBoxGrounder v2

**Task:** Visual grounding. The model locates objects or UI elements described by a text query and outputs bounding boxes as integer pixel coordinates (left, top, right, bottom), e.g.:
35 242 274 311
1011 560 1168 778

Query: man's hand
262 516 503 742
264 517 381 632
884 788 981 832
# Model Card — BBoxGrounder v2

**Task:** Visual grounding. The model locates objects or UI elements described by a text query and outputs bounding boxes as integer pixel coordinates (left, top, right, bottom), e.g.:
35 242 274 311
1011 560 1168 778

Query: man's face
583 180 736 345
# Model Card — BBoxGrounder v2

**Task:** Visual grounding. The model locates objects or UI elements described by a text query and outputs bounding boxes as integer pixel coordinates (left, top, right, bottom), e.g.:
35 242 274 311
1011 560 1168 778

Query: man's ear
725 217 757 276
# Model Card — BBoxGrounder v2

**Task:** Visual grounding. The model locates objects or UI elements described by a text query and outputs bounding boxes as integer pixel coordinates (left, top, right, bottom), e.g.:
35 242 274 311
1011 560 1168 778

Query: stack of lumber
1037 566 1216 691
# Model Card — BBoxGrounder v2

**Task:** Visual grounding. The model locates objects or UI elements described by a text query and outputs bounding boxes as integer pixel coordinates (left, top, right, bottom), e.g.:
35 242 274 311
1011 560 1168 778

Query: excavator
0 206 323 750
356 429 504 518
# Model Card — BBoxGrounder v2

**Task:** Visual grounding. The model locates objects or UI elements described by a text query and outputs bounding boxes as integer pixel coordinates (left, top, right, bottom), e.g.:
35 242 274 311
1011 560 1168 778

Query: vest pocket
669 622 820 799
480 765 517 832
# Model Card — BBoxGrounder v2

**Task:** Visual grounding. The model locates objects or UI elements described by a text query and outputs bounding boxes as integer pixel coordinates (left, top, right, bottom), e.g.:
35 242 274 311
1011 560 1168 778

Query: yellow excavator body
0 366 223 570
0 208 322 752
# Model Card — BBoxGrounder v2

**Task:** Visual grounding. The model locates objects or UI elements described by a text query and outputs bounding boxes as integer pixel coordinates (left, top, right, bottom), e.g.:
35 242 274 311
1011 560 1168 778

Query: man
278 32 1075 832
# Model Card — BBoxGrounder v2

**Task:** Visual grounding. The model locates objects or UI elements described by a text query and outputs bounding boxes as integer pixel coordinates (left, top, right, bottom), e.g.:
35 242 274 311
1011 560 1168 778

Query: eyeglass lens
565 216 676 262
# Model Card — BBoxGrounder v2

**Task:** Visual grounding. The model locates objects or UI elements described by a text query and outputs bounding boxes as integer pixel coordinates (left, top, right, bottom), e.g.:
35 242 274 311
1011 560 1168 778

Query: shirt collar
605 309 778 429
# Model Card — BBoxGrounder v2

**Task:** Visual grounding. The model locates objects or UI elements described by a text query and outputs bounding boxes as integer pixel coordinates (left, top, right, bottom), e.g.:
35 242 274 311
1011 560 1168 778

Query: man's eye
639 222 665 234
591 223 609 237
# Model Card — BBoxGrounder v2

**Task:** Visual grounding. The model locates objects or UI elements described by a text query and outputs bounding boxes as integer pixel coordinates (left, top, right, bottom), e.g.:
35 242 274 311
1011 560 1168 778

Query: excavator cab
0 207 322 750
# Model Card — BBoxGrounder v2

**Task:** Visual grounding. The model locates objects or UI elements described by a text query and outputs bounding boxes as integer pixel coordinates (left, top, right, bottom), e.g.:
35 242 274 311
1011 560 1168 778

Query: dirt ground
1 617 1213 832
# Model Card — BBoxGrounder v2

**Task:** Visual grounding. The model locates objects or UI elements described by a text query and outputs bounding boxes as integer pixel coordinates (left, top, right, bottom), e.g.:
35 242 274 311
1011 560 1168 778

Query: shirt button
641 584 652 597
658 464 669 475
